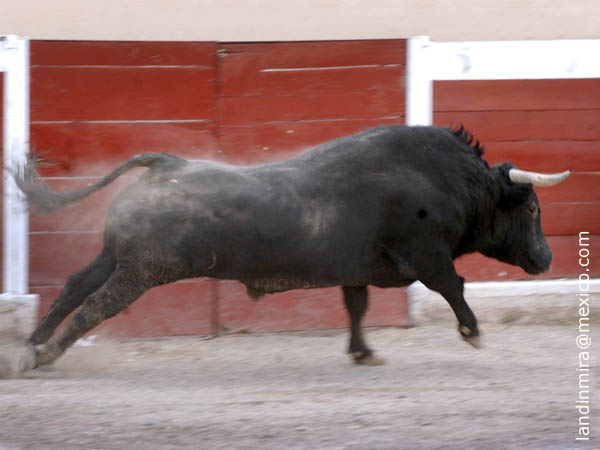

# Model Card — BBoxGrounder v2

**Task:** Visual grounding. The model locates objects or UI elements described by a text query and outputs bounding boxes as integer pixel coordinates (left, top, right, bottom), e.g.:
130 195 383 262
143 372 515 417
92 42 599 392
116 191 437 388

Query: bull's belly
205 253 376 298
241 278 340 299
239 275 415 300
210 257 411 299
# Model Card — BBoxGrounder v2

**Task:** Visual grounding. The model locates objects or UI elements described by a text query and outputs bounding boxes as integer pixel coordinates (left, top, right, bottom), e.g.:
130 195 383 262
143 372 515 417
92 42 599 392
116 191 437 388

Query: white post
405 36 433 126
0 35 38 339
2 35 30 294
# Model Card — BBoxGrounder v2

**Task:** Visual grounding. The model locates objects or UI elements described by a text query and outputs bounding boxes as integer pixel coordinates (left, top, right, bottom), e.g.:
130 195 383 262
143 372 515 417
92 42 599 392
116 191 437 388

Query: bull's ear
494 163 532 208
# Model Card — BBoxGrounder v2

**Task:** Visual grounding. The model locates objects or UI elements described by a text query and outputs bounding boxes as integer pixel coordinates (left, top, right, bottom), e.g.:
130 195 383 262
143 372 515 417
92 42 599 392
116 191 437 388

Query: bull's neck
452 183 502 259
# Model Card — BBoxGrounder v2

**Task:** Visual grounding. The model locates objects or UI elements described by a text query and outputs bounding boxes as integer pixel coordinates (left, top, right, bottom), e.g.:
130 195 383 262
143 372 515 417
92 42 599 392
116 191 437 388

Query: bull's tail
13 153 185 214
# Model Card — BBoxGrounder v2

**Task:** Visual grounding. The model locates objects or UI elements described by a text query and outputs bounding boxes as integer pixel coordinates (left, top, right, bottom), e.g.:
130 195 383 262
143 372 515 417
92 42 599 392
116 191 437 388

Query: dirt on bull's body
0 324 596 450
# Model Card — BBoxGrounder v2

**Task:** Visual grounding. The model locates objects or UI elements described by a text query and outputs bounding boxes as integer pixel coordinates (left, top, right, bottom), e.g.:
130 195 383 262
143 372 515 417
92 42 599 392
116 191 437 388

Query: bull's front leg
420 264 481 348
342 286 385 365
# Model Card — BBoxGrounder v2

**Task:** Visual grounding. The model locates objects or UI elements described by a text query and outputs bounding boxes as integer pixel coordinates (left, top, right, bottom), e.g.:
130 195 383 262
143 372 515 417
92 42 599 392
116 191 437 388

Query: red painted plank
435 79 600 111
542 203 600 235
259 66 404 95
368 287 411 327
218 119 403 163
31 121 218 177
483 141 600 172
220 90 404 125
455 235 600 281
30 232 104 287
32 280 216 338
216 281 408 334
219 52 261 96
222 64 405 97
434 110 600 141
31 41 218 67
536 173 599 204
31 67 216 122
220 40 406 69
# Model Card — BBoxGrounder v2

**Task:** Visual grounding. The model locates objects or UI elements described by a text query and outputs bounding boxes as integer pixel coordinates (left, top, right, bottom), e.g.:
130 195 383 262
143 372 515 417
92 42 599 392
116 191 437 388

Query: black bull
15 125 569 371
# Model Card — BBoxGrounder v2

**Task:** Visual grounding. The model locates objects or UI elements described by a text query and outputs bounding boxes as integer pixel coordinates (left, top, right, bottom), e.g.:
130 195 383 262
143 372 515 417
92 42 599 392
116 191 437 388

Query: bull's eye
528 203 538 217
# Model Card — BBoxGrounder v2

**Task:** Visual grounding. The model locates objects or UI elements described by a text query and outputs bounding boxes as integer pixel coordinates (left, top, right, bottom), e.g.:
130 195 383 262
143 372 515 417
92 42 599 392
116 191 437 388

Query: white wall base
0 293 39 340
408 279 599 326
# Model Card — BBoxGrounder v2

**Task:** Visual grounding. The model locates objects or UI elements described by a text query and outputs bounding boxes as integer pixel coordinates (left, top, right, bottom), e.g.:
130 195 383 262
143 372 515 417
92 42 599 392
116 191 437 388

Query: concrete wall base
0 294 39 340
408 279 599 326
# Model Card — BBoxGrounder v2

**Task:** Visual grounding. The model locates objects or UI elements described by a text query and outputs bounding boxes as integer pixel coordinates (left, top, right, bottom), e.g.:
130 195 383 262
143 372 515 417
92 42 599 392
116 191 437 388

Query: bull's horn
508 169 570 187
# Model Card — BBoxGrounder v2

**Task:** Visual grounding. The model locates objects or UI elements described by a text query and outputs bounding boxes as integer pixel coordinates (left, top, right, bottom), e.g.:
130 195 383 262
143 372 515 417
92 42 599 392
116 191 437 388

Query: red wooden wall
217 41 405 163
23 40 410 338
1 39 597 338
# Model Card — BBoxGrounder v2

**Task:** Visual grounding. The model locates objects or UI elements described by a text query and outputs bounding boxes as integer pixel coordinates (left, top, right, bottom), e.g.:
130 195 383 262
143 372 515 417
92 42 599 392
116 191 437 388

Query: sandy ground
0 323 597 450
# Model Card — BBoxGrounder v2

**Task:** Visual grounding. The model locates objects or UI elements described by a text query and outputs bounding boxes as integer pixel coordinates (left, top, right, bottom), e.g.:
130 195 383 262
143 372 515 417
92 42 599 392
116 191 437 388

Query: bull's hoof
352 351 386 366
462 335 482 349
18 345 38 374
459 325 482 349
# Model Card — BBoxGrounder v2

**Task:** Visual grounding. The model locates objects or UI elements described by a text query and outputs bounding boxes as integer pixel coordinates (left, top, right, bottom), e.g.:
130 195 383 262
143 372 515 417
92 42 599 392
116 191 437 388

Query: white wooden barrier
0 35 38 338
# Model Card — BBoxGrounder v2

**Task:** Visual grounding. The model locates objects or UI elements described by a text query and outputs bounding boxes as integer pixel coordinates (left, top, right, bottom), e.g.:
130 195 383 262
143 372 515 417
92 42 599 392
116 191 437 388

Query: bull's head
484 164 569 275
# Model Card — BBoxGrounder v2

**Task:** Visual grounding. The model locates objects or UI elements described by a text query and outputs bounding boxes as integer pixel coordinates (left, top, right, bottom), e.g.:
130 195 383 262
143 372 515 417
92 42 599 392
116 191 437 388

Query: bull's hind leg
19 266 150 372
342 286 385 366
28 250 115 346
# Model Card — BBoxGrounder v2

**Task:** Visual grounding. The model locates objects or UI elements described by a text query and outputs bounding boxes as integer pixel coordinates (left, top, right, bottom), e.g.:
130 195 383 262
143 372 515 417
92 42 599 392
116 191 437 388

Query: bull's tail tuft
12 152 186 214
